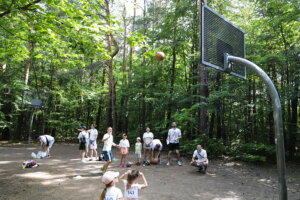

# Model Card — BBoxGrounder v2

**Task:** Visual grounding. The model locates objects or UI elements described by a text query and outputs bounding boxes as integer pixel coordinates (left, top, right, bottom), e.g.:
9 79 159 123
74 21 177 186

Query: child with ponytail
99 171 123 200
120 170 148 200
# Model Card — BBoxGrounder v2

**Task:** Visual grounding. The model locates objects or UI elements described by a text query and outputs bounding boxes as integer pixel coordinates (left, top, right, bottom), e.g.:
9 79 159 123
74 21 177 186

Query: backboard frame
201 5 246 79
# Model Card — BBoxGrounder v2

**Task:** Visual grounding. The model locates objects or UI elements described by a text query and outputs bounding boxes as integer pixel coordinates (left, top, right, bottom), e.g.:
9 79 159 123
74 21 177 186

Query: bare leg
167 151 172 162
176 150 180 161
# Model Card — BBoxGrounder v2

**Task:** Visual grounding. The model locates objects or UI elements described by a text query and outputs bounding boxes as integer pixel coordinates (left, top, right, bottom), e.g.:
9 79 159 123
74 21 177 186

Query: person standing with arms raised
166 122 182 166
101 127 118 172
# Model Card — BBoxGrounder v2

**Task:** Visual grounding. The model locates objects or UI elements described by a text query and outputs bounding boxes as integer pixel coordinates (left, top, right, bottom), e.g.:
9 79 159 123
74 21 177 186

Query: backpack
80 134 86 144
22 160 38 168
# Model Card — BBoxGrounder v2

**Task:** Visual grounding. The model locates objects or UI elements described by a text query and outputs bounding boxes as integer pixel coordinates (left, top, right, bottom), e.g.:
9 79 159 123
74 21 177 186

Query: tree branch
0 0 42 18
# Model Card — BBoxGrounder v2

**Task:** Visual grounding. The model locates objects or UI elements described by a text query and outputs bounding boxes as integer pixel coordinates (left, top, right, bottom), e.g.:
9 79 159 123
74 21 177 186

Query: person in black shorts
166 122 182 166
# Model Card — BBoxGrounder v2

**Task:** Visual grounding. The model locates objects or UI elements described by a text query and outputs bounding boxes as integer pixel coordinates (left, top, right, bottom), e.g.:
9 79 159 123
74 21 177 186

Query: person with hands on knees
190 144 209 174
99 171 123 200
35 134 55 157
120 170 148 200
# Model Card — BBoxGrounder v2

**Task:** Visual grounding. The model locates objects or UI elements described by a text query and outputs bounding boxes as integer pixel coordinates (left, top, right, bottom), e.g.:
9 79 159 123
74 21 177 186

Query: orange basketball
152 158 159 164
155 52 165 61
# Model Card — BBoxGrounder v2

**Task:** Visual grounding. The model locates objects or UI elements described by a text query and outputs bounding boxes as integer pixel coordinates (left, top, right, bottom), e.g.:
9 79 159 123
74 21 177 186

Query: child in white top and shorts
119 133 130 167
120 170 148 200
135 137 142 165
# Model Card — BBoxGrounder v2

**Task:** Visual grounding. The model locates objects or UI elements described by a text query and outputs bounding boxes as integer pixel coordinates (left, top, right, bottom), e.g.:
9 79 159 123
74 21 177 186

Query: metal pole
227 55 287 200
28 108 35 144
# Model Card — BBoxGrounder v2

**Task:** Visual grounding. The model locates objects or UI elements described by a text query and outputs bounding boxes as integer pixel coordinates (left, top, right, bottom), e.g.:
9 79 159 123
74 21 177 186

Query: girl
120 170 148 200
88 124 98 160
77 126 88 163
119 133 130 167
135 137 142 165
99 171 123 200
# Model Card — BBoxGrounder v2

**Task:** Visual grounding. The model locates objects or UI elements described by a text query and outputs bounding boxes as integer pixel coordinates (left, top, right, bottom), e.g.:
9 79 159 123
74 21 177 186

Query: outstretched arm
120 170 131 183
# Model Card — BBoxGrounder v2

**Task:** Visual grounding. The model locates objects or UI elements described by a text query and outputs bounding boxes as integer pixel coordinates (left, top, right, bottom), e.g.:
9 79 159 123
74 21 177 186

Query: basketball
155 52 165 61
152 158 159 164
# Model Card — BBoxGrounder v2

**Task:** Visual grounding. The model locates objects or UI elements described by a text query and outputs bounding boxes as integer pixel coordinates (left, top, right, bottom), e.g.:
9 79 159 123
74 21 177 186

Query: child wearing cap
99 171 123 200
78 126 88 163
120 170 148 200
135 137 142 165
119 133 130 167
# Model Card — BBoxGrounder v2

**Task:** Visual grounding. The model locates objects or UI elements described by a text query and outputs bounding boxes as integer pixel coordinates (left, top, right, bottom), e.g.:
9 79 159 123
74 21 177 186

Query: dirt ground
0 143 299 200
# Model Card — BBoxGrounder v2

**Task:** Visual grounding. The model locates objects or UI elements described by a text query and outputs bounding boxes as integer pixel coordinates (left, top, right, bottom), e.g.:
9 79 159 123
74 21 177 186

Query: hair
122 133 127 137
92 124 97 128
127 170 139 189
155 144 161 150
99 181 114 200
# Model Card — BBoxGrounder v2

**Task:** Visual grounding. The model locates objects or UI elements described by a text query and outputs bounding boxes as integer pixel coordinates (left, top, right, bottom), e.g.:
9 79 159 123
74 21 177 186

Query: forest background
0 0 299 162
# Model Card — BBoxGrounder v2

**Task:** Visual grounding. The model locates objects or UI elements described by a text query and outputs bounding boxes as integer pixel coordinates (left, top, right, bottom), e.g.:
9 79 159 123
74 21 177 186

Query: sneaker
177 161 182 166
80 160 86 163
166 162 170 166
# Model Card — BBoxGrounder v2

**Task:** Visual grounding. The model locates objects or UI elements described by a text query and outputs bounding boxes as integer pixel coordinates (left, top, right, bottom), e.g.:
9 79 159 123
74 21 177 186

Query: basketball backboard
21 90 51 109
201 5 246 79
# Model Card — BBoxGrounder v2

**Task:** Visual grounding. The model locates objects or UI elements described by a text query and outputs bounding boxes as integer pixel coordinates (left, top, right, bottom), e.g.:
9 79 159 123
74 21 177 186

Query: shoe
177 161 182 166
166 162 170 166
80 160 86 163
119 164 123 168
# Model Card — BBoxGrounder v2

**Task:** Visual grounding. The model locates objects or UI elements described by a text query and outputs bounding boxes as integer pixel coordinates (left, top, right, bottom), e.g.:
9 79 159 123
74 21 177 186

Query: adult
35 134 55 157
101 127 118 172
77 126 88 163
190 145 209 173
166 122 182 166
88 124 98 160
142 127 154 165
151 139 163 164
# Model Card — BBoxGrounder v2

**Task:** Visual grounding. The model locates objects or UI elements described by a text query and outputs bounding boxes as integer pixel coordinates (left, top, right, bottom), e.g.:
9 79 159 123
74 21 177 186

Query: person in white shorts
88 124 98 159
166 122 182 166
99 171 123 200
190 144 209 173
35 134 55 157
142 127 153 165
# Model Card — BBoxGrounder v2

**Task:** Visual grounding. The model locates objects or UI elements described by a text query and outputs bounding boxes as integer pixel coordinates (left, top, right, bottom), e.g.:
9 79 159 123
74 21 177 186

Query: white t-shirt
119 139 130 148
168 128 181 143
123 180 142 200
143 132 153 145
39 135 54 144
104 186 123 200
193 149 209 164
102 133 115 151
77 131 88 142
89 129 98 141
150 139 163 151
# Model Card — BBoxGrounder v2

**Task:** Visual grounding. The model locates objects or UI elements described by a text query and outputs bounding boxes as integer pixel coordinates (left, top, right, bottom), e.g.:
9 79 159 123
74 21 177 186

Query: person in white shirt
151 139 163 164
142 127 153 165
88 124 98 160
119 133 130 167
99 171 123 200
120 170 148 200
35 134 55 157
135 137 142 165
166 122 182 166
190 145 209 173
77 126 88 163
101 127 118 172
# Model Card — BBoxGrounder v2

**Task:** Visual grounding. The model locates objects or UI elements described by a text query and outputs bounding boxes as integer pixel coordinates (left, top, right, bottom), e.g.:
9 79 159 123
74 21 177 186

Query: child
77 126 88 163
135 137 142 165
120 170 148 200
99 171 123 200
119 133 130 167
88 124 98 160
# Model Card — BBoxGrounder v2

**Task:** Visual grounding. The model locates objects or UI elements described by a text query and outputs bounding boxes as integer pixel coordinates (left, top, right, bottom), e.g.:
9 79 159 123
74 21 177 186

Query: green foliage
181 135 227 158
230 143 276 162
